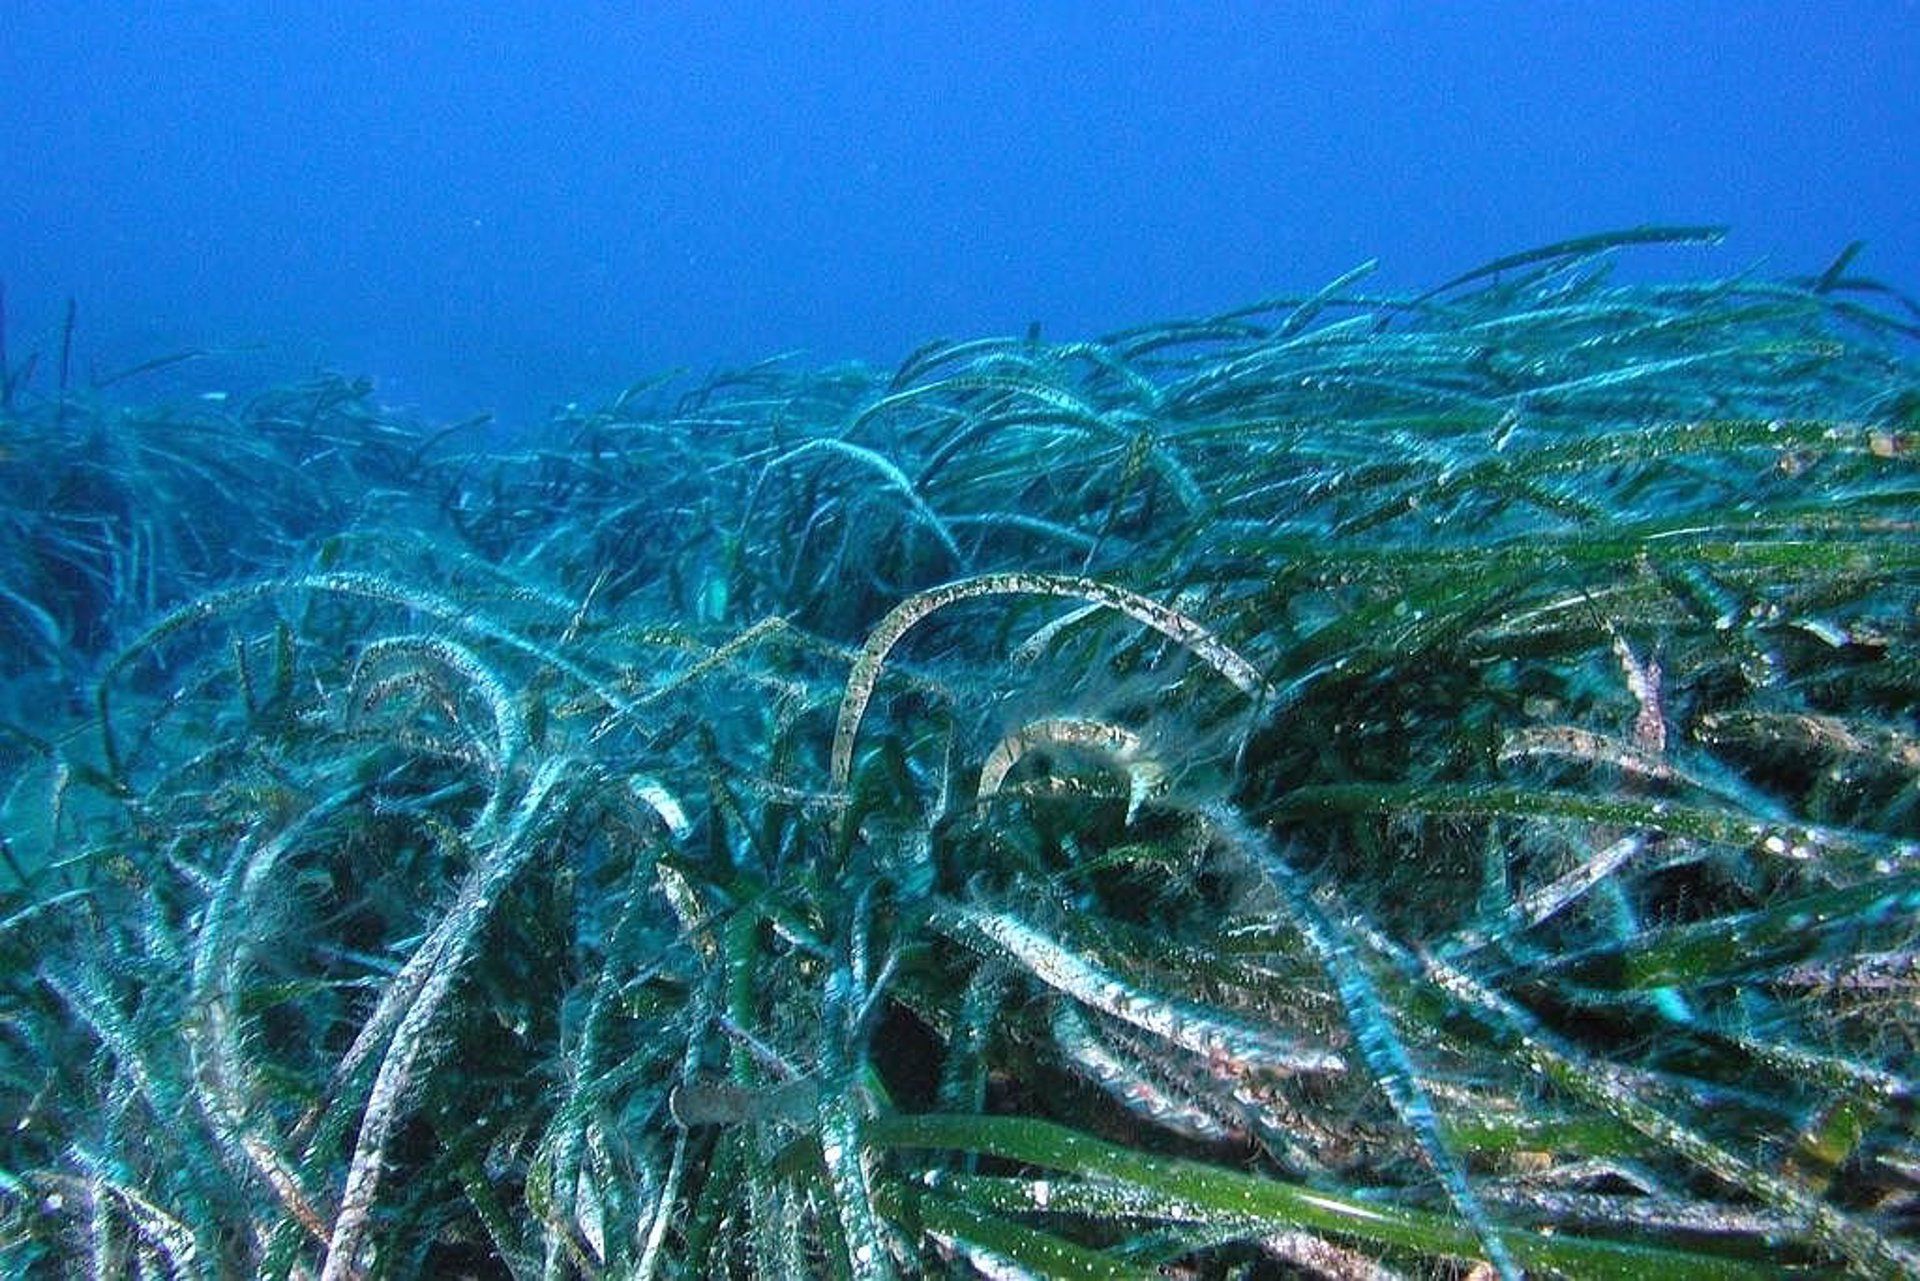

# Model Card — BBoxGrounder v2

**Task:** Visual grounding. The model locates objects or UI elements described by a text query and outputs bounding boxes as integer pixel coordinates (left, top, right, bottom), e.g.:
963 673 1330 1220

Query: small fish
668 1074 820 1128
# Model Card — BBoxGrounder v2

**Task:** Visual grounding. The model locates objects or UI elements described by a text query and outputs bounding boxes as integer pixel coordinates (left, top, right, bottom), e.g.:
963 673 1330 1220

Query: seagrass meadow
2 229 1918 1278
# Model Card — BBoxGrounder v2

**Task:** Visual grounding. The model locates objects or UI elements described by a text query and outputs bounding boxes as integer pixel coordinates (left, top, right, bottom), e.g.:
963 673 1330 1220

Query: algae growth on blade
1 233 1916 1277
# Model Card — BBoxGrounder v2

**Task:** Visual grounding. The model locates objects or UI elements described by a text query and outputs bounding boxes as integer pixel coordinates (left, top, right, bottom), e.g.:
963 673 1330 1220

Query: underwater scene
2 226 1917 1277
5 7 1920 1279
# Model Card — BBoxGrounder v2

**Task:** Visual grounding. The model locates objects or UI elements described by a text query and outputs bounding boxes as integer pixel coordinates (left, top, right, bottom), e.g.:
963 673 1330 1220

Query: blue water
4 2 1916 426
